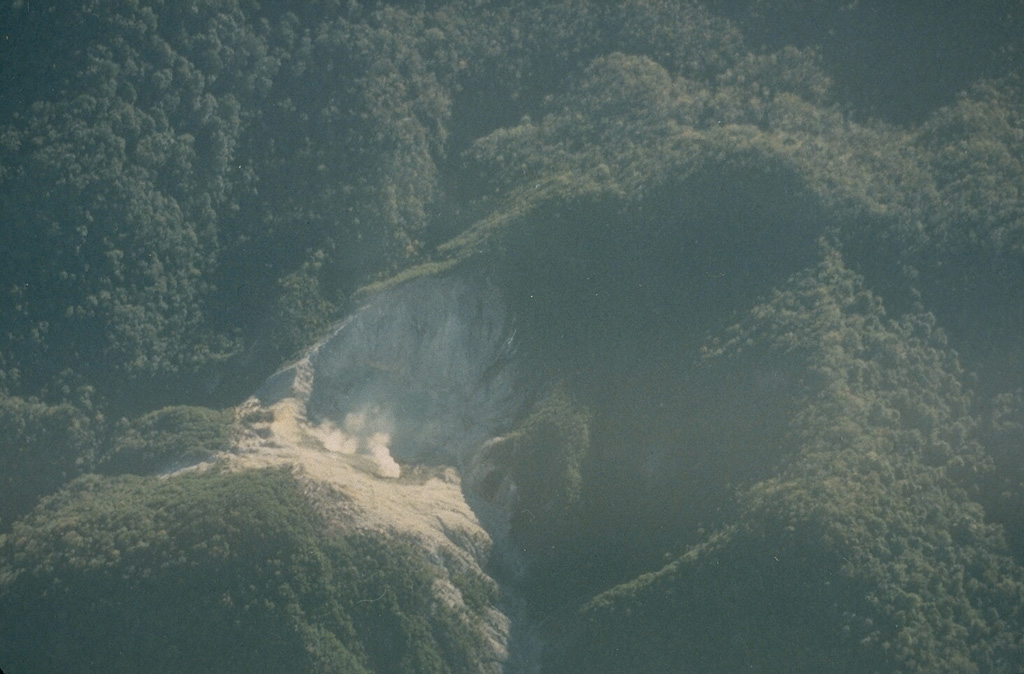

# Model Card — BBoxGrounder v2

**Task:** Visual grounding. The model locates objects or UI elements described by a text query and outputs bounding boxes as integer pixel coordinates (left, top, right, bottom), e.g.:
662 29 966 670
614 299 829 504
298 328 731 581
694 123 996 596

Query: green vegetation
1 1 1023 672
2 1 1019 407
0 0 464 410
550 250 1024 673
0 467 496 674
0 390 101 529
98 405 234 475
504 384 590 592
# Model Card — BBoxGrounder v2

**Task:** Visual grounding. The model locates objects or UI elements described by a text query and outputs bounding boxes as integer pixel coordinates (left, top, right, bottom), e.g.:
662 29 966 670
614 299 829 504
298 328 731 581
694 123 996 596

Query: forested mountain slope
1 1 1023 672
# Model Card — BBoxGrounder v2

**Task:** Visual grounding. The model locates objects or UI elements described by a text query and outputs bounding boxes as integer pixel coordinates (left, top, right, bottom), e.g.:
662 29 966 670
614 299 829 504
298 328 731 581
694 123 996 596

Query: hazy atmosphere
1 1 1023 672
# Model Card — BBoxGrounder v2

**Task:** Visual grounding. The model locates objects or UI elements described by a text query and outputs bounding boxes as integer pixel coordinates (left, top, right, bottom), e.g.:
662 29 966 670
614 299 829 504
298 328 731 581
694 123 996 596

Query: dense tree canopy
1 1 1022 672
0 467 496 673
552 250 1024 673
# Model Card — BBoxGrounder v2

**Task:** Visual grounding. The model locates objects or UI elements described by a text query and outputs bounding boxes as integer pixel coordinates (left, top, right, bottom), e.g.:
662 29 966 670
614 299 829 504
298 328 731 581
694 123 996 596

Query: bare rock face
254 275 522 472
231 274 531 672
